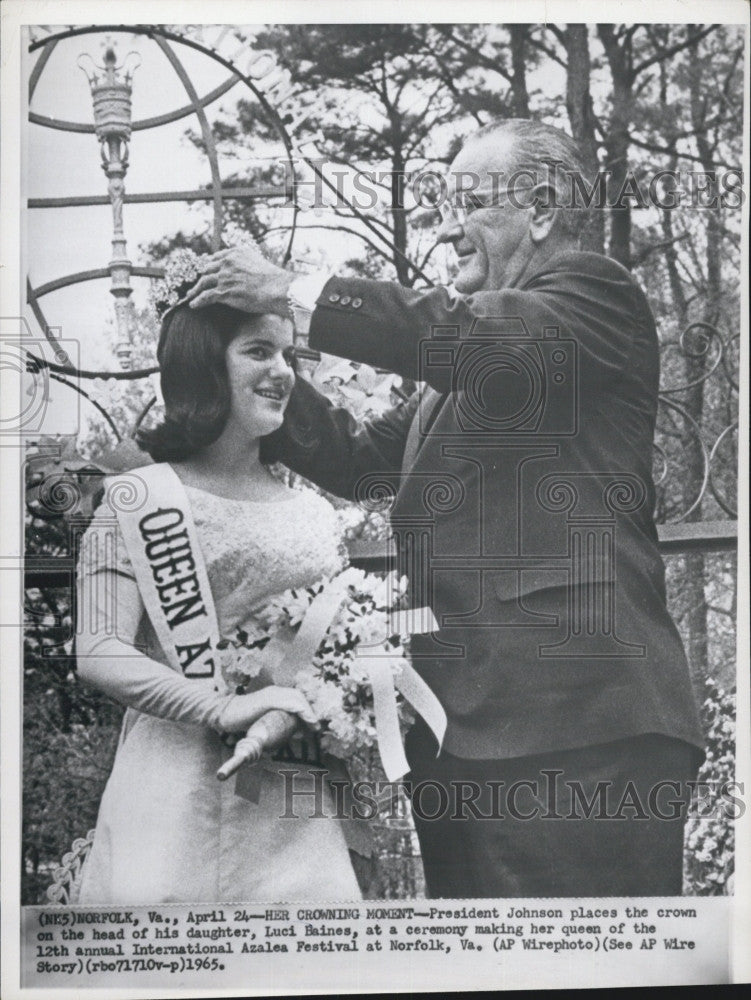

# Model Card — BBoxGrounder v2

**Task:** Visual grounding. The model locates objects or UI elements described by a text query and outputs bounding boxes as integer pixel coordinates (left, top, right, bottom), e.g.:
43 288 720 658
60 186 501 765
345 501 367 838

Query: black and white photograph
1 0 748 994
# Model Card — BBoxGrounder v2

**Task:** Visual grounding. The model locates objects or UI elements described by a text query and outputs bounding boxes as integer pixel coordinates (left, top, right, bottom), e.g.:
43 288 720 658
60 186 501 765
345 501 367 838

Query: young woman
75 289 361 904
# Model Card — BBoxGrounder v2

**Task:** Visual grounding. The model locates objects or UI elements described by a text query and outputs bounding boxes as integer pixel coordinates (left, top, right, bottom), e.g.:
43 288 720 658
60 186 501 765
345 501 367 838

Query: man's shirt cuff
288 272 330 334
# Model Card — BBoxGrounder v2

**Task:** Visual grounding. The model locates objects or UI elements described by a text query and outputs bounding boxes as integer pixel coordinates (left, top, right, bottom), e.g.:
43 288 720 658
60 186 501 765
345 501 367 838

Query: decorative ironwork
29 73 242 133
45 829 95 905
28 23 427 295
78 45 141 369
28 186 287 209
654 322 738 523
27 24 302 380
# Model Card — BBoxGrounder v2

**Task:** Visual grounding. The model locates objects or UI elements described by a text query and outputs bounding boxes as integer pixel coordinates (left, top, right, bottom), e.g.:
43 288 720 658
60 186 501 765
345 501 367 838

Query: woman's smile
254 384 289 405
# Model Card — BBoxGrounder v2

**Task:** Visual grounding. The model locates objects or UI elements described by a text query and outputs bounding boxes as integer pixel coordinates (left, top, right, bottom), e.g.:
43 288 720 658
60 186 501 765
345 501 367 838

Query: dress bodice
183 485 346 635
83 482 347 661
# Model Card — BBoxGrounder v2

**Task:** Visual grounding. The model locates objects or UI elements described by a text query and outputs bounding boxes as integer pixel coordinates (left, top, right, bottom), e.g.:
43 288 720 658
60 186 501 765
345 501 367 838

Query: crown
150 249 210 321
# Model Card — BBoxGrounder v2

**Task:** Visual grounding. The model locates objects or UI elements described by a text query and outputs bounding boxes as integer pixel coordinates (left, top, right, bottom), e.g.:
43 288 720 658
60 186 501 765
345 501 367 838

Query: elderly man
189 119 703 898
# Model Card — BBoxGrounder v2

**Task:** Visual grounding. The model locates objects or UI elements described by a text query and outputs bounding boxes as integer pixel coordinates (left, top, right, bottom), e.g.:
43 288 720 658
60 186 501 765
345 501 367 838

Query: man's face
438 135 534 294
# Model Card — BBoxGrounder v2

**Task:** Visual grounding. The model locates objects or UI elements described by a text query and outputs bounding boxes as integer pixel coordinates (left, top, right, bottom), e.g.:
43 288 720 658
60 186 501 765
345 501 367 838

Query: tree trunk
389 117 411 286
564 24 605 254
598 24 633 268
509 25 530 117
660 189 708 685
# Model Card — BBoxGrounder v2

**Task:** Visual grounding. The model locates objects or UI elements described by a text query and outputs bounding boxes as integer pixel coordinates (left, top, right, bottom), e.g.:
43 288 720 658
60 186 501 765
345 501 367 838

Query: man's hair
467 119 591 238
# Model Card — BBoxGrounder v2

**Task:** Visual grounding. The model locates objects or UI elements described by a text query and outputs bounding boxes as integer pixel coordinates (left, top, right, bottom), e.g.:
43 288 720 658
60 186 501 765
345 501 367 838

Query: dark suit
264 250 703 896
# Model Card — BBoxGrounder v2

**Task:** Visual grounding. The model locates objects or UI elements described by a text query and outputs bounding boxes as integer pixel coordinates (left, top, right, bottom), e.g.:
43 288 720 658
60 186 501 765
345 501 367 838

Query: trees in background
23 22 743 901
184 20 741 682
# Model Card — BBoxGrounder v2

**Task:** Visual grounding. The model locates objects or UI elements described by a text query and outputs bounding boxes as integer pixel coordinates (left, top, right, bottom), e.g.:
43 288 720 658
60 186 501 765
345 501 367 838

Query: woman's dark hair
137 303 248 462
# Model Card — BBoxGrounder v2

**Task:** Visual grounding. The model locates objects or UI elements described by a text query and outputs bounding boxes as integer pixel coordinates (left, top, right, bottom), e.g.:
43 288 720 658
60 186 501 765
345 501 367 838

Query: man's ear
528 183 558 243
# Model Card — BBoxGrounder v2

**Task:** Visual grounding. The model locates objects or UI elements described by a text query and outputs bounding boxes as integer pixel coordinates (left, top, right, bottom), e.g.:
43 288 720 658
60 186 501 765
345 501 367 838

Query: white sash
110 464 223 692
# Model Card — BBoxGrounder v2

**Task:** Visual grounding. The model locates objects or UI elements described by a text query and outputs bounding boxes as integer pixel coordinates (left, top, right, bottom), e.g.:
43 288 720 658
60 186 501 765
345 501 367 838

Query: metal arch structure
28 24 434 316
151 35 227 251
23 24 738 539
26 23 431 391
26 24 303 366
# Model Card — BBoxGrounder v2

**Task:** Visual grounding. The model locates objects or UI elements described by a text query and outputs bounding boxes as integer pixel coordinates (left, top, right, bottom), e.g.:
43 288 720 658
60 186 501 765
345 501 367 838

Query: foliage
23 719 122 904
683 681 736 895
271 354 403 543
222 568 416 760
186 24 482 284
23 488 123 902
665 551 737 692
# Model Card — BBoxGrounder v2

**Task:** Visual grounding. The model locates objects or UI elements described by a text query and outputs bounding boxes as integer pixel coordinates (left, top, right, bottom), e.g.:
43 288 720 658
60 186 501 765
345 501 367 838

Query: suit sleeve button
340 295 351 305
352 297 362 308
328 292 340 303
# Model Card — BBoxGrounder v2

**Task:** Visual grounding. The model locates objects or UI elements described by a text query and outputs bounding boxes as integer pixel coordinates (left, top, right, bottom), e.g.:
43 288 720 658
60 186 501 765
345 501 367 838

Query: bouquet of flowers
216 568 416 776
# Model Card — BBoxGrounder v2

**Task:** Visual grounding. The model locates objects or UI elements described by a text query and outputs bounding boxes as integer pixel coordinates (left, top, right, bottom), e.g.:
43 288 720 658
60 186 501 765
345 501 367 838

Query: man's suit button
340 295 351 305
328 292 340 303
352 297 362 308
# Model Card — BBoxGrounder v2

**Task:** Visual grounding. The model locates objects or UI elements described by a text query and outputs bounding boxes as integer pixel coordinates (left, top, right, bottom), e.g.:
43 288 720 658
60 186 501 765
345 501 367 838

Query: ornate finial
78 41 141 367
77 45 141 141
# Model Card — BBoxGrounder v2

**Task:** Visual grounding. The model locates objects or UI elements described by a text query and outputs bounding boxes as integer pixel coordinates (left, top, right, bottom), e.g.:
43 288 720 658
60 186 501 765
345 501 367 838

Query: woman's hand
217 685 318 735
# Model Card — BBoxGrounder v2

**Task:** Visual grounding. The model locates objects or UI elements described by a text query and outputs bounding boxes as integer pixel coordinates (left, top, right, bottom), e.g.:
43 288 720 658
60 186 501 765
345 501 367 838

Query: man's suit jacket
264 250 704 760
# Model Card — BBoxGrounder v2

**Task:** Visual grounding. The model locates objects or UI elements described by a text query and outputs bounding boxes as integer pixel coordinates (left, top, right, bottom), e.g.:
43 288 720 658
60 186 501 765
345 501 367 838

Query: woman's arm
76 561 316 732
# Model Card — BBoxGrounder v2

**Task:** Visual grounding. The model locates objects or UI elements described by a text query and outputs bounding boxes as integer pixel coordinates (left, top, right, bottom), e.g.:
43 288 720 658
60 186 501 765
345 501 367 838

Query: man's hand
186 246 293 316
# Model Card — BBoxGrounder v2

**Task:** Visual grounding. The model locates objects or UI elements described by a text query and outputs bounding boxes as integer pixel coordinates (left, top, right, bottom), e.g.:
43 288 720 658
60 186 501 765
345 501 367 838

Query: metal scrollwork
45 830 96 905
707 421 738 518
655 321 737 524
659 323 725 395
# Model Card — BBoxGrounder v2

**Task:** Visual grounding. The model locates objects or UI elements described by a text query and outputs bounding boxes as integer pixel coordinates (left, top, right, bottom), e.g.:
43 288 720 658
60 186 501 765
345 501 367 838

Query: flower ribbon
277 568 447 782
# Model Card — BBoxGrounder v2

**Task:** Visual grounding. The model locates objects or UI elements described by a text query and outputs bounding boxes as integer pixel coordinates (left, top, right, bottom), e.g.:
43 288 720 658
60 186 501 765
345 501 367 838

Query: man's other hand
186 246 293 316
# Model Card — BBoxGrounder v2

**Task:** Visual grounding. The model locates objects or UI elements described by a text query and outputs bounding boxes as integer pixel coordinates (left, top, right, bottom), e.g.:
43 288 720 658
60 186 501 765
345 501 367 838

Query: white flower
226 567 422 764
150 249 211 319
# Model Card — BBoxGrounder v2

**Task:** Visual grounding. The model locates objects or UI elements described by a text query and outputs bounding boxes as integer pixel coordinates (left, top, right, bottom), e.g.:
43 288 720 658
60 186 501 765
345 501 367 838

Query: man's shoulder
540 249 636 284
533 250 653 319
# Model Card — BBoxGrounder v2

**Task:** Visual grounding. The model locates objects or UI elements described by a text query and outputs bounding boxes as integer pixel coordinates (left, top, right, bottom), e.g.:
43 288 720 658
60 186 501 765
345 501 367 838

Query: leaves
683 680 735 895
312 357 403 419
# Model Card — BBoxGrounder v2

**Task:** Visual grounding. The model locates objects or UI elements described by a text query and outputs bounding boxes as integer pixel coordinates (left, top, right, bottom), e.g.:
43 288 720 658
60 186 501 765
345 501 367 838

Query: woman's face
224 314 295 439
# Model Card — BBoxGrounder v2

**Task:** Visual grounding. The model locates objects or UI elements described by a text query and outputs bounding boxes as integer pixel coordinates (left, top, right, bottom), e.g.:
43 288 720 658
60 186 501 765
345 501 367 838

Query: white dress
76 484 362 904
